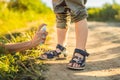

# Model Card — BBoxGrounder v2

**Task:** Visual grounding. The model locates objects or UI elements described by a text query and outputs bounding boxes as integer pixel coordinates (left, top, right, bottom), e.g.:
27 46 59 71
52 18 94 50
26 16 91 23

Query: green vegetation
0 27 51 80
0 0 55 35
0 0 55 80
87 1 120 21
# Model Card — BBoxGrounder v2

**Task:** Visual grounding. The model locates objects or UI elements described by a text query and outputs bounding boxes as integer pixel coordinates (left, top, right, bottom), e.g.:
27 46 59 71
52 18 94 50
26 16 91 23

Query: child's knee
71 9 88 23
56 13 67 29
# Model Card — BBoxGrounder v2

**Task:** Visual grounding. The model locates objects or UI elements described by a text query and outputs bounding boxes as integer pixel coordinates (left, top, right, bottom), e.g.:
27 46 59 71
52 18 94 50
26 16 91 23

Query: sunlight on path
45 22 120 80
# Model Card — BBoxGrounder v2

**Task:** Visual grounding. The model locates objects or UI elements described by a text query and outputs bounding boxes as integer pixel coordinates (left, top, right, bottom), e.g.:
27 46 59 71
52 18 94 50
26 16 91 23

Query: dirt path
45 22 120 80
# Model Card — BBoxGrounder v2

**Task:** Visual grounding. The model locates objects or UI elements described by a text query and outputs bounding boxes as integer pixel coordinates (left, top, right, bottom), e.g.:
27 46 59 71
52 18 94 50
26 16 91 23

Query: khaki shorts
52 0 88 28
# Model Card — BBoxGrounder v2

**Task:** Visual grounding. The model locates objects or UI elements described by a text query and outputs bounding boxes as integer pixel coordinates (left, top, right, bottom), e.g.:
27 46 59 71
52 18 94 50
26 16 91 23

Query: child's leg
66 0 89 69
68 19 88 68
53 0 68 47
39 0 68 59
75 19 88 50
57 28 68 46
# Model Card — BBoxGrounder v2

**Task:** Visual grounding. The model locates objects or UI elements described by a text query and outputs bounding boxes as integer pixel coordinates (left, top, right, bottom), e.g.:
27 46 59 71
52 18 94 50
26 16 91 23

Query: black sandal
67 48 89 70
39 44 67 60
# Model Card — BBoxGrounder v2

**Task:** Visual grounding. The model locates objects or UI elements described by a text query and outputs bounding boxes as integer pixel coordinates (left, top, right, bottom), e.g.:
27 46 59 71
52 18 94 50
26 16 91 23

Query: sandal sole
37 56 67 60
67 66 85 70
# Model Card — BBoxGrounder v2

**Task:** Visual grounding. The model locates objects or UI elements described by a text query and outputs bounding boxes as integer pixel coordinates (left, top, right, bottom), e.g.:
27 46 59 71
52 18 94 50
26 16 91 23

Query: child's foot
39 44 67 60
67 49 89 70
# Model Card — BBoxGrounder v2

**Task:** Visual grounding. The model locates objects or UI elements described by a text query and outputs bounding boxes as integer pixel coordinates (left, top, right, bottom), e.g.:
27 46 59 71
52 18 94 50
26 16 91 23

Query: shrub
87 2 120 21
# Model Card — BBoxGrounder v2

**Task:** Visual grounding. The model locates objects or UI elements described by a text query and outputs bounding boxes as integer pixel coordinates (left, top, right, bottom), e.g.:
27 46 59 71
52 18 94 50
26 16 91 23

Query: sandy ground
44 22 120 80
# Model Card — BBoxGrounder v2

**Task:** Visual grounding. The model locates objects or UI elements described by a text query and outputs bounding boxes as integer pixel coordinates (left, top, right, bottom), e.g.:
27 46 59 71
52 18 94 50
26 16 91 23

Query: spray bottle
40 24 47 45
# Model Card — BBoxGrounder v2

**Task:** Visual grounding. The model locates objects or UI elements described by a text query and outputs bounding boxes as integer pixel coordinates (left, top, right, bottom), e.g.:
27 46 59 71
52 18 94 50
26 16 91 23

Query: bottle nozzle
41 24 47 31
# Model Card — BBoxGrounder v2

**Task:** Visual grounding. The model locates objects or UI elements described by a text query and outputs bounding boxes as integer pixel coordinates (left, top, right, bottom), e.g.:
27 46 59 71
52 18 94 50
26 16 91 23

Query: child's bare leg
41 28 67 59
68 19 88 68
57 28 68 46
75 19 88 50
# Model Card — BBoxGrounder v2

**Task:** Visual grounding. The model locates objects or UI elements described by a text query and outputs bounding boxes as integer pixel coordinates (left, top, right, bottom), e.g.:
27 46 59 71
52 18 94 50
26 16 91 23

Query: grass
0 10 55 35
0 25 54 80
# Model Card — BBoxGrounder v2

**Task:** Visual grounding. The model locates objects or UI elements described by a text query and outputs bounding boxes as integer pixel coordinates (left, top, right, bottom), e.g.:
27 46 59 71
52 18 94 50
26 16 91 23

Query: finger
39 31 48 36
42 38 46 41
42 31 48 34
37 31 47 36
42 37 46 41
41 33 48 38
41 40 45 44
44 32 48 36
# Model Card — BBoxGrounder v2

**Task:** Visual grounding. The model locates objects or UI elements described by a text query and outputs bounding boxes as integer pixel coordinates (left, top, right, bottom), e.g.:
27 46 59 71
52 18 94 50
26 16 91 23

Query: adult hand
32 24 48 45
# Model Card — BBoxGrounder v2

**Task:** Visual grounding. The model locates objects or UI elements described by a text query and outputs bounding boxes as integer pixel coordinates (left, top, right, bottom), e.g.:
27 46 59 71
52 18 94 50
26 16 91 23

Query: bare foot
68 53 84 68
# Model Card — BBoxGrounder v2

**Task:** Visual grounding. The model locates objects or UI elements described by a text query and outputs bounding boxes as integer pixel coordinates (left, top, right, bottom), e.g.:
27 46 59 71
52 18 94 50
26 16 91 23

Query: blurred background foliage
0 0 55 35
87 0 120 21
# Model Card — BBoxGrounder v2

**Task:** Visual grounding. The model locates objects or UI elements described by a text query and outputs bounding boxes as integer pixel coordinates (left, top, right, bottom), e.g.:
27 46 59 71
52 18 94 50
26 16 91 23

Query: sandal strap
56 44 66 51
43 44 66 59
74 48 89 57
44 50 58 58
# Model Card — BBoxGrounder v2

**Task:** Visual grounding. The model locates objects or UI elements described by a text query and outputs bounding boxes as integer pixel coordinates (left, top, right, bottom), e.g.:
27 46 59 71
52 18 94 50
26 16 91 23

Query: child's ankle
56 44 66 53
74 53 84 59
74 48 86 58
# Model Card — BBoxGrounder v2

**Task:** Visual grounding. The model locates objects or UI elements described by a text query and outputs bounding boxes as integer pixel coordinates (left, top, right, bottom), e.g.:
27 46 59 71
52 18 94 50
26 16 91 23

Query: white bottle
41 24 47 32
40 24 47 45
